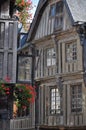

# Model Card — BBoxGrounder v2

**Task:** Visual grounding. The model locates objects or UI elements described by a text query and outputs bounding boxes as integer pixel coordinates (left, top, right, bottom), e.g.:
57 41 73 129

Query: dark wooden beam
0 0 8 5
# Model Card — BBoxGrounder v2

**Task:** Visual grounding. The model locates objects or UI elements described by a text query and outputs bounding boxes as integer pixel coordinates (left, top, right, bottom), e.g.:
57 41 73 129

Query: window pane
0 23 5 49
66 43 77 62
47 59 51 66
71 85 82 112
49 4 56 17
50 88 60 114
56 1 63 13
47 48 56 66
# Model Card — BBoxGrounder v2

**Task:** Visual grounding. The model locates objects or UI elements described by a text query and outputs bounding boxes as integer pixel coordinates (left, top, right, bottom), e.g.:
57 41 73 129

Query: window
49 1 63 18
54 15 63 29
46 48 56 66
49 4 56 17
0 22 5 48
17 56 32 82
71 85 82 112
50 88 60 114
56 1 63 13
55 1 63 29
66 43 77 62
49 1 63 29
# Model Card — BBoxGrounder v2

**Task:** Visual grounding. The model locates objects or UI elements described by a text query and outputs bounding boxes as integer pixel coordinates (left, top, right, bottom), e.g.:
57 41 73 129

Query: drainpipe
31 43 35 87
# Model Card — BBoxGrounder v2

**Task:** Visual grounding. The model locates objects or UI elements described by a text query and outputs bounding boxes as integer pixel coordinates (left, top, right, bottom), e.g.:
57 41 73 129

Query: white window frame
50 88 60 114
46 48 56 67
66 42 77 62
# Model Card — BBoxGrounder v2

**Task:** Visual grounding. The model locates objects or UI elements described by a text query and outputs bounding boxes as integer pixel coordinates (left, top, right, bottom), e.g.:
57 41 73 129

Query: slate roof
65 0 86 24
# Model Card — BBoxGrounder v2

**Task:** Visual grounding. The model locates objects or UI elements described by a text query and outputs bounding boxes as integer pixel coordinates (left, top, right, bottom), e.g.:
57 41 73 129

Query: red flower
22 105 27 109
4 76 11 83
6 91 10 95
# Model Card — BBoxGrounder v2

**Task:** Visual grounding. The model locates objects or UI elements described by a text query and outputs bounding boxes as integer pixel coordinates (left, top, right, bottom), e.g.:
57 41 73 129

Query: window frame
71 84 82 113
17 54 32 83
49 1 63 18
0 22 5 49
49 3 56 18
46 47 56 67
50 87 61 115
49 1 64 29
65 42 77 63
54 1 64 29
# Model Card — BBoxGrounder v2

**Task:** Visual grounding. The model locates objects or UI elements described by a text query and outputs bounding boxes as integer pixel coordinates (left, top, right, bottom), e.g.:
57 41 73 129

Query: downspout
31 43 35 87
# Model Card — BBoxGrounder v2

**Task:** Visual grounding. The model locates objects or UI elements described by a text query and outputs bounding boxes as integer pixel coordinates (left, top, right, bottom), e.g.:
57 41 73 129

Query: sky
32 0 39 17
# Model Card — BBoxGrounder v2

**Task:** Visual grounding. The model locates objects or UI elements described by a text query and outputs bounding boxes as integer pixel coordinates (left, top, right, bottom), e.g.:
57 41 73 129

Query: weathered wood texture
10 116 35 130
10 48 35 130
0 19 17 83
33 0 86 129
34 3 72 41
10 0 86 130
0 120 10 130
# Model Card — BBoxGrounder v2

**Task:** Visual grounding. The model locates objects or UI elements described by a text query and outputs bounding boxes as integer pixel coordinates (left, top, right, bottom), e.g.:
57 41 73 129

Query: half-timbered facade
27 0 86 130
0 0 17 83
10 0 86 130
0 1 17 130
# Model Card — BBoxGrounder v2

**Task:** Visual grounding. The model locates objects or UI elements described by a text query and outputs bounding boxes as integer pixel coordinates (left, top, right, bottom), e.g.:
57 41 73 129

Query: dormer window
55 1 63 30
49 4 56 17
49 1 64 30
56 1 63 14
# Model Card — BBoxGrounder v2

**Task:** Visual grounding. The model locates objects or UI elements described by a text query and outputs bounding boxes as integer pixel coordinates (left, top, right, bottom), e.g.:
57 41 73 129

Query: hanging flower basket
15 0 32 10
14 0 32 30
0 77 36 109
14 84 36 109
0 77 12 96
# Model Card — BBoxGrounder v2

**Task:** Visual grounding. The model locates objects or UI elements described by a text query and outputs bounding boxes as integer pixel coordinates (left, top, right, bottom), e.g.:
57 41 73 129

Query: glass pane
50 88 60 114
52 58 56 65
47 59 51 66
50 4 56 17
18 56 32 82
56 1 63 13
0 23 5 49
47 48 56 66
66 43 77 62
71 85 82 112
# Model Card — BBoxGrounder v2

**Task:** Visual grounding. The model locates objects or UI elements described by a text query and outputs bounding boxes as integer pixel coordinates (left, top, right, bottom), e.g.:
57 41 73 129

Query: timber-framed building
0 1 17 130
10 0 86 130
28 0 86 130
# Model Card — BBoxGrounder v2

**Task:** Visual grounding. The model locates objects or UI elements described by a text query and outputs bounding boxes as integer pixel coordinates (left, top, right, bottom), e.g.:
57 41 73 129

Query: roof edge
63 0 74 25
27 0 48 42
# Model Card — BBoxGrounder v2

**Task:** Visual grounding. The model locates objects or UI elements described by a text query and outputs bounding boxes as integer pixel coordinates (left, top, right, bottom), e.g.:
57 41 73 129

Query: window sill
46 65 56 68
